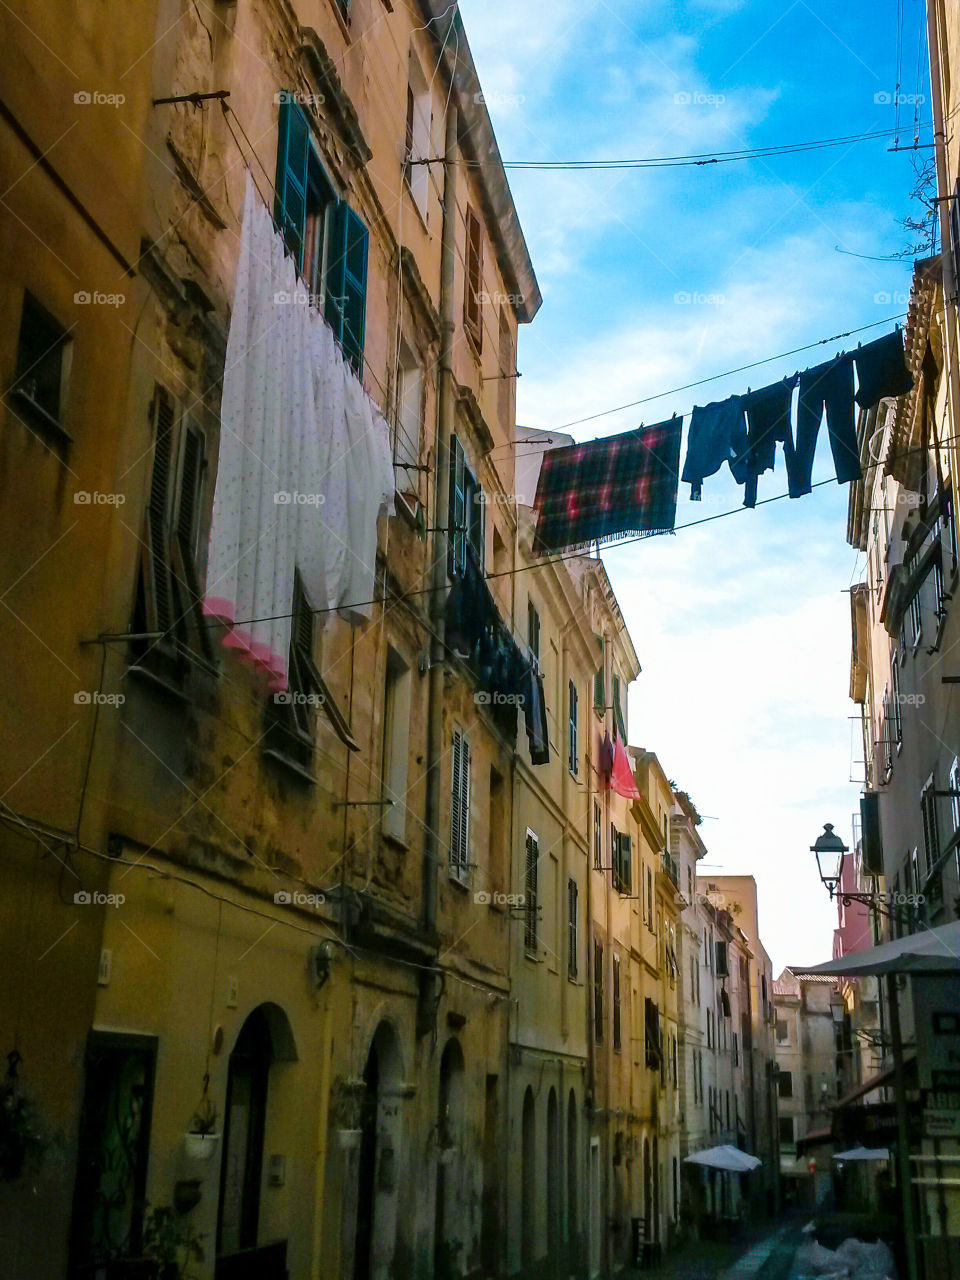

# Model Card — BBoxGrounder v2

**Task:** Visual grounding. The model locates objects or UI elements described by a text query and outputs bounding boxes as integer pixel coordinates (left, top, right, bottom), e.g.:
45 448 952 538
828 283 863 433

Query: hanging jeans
791 356 860 497
741 375 798 508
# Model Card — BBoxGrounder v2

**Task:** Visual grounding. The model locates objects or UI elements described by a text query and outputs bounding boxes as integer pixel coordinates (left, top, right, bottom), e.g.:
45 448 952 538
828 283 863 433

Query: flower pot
183 1131 220 1161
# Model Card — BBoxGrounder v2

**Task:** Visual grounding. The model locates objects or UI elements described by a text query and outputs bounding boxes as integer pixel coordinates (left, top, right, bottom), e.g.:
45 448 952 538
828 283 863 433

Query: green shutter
620 833 631 895
326 201 368 375
449 436 467 577
275 95 310 269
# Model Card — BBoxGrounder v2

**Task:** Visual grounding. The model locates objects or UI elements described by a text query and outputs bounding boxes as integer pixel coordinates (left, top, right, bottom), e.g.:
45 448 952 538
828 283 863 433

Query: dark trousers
791 356 859 496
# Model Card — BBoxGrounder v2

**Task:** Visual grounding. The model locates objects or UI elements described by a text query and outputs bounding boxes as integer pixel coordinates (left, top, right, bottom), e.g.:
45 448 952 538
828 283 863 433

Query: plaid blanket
533 418 682 553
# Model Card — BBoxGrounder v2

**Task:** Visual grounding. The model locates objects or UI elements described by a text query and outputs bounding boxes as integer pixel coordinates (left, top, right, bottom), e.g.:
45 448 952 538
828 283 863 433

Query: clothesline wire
453 126 931 171
92 426 957 639
555 313 910 431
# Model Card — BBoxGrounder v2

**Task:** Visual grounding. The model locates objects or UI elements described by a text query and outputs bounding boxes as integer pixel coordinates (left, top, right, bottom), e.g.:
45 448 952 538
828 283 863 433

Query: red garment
607 732 640 800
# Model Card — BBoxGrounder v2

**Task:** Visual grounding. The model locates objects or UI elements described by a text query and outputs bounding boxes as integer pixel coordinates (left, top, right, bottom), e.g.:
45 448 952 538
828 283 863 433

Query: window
497 305 514 429
275 95 368 373
11 291 71 432
612 828 632 895
594 941 603 1043
404 52 432 216
394 340 423 502
950 757 960 836
611 672 627 740
449 435 485 576
890 653 903 748
524 830 539 953
593 635 605 711
644 998 661 1068
778 1069 793 1099
131 385 213 685
489 766 505 891
568 680 579 774
909 551 923 646
464 205 483 351
775 1017 789 1043
779 1117 795 1147
69 1033 156 1275
450 729 471 881
567 878 579 978
733 1033 739 1066
265 572 325 770
921 775 940 879
715 940 729 977
527 598 541 669
593 801 603 870
646 868 654 930
381 649 411 843
612 954 621 1051
706 1009 712 1050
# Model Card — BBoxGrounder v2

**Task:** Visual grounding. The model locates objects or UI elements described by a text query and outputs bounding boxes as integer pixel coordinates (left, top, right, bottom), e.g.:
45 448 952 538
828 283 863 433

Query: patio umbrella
801 920 960 976
683 1144 761 1172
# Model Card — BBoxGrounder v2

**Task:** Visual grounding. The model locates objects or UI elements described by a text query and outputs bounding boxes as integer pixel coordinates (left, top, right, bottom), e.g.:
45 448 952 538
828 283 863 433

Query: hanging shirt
853 331 914 409
681 395 748 500
532 418 682 553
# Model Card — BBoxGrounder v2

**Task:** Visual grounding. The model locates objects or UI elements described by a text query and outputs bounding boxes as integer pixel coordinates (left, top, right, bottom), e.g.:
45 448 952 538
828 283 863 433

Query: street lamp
810 823 896 919
811 823 848 898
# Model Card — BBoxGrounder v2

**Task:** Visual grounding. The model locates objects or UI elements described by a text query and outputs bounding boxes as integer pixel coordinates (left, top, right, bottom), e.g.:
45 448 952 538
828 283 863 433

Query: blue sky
459 0 931 971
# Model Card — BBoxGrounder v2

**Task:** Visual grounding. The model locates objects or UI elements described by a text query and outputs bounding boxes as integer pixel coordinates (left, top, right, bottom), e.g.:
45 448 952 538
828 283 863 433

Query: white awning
683 1144 761 1172
832 1146 890 1162
803 920 960 976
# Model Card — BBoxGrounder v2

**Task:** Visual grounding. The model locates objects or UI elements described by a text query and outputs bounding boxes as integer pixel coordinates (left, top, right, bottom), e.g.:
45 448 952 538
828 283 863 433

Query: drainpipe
418 100 458 1038
927 0 960 480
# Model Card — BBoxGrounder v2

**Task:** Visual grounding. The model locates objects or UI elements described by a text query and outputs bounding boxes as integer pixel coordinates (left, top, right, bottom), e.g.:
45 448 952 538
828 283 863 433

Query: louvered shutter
464 207 483 350
612 954 621 1050
170 423 214 663
275 95 310 268
610 823 618 888
142 387 177 650
567 879 578 976
449 436 467 577
326 201 368 375
619 833 632 895
524 831 538 951
450 730 470 877
594 941 603 1042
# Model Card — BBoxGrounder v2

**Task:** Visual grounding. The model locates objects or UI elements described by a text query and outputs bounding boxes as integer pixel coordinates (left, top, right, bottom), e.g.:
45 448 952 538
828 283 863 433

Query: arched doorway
216 1003 297 1279
566 1091 578 1271
353 1021 403 1280
521 1087 536 1269
546 1089 560 1271
434 1039 464 1280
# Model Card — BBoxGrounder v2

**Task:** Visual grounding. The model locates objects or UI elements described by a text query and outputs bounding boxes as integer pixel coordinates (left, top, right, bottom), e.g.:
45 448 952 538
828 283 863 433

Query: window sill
448 869 471 892
401 176 431 233
524 949 542 963
7 387 73 448
127 662 190 703
262 747 316 785
382 828 409 852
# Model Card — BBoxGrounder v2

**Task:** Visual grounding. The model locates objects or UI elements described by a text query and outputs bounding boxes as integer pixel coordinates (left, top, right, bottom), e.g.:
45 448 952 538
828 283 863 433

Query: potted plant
141 1205 205 1280
0 1051 48 1182
183 1094 219 1162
